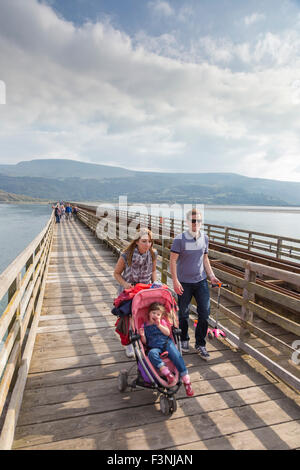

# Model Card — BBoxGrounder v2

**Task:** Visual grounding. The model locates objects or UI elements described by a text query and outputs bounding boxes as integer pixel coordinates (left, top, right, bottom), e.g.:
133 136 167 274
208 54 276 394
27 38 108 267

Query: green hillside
0 159 299 205
0 159 133 180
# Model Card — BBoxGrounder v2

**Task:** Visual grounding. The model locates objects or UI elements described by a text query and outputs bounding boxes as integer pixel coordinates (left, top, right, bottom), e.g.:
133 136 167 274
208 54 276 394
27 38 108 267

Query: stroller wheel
118 370 128 392
168 396 177 414
160 395 170 416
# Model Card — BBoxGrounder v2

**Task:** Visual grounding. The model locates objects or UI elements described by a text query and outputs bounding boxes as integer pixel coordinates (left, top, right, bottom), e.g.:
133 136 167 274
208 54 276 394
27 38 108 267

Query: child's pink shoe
161 366 175 385
184 382 194 397
182 374 194 397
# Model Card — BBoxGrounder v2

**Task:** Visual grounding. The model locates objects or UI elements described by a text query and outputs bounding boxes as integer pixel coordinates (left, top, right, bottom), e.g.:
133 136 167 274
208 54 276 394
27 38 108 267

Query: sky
0 0 300 181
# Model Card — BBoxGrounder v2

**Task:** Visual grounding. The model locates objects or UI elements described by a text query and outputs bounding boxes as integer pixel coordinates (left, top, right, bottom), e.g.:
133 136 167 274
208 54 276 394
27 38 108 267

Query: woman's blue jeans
148 340 187 376
177 279 210 347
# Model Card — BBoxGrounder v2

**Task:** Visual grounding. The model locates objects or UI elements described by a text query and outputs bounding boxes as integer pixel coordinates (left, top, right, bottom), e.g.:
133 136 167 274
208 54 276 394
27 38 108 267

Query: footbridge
0 204 299 450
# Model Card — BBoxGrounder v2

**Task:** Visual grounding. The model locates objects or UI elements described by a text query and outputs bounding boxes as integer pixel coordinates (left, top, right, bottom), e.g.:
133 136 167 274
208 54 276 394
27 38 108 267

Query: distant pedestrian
60 204 65 222
65 203 72 221
72 205 78 221
54 204 61 223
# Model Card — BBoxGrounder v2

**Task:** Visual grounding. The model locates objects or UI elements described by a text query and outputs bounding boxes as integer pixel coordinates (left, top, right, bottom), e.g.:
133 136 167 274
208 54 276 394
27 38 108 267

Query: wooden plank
13 397 300 449
168 420 300 450
16 376 281 427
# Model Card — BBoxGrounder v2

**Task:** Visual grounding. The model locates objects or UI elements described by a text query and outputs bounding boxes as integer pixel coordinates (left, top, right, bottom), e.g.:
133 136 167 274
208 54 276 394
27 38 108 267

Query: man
170 209 220 360
65 203 72 221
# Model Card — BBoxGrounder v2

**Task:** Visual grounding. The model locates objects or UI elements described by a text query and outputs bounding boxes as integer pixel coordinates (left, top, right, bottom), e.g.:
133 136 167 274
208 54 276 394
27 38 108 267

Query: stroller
117 287 183 416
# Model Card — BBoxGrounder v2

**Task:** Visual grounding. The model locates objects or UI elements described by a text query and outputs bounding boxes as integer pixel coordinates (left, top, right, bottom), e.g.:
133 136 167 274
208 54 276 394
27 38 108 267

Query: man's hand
173 279 184 295
209 275 221 286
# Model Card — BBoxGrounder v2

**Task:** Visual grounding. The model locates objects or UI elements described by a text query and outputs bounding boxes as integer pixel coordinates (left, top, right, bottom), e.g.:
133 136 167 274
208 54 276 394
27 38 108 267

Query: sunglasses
189 218 202 223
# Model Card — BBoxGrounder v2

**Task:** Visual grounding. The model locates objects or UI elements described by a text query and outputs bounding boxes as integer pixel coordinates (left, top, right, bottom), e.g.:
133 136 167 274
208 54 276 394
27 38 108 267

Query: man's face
187 213 202 233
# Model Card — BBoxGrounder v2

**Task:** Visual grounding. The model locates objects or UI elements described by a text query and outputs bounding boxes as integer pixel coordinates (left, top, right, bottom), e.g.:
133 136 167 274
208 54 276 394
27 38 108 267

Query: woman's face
149 309 161 324
136 235 152 254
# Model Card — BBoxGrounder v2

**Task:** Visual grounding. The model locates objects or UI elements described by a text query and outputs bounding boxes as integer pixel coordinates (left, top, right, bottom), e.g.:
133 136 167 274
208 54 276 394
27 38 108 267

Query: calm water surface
1 203 299 276
0 203 51 320
0 204 51 275
0 203 299 317
108 203 300 240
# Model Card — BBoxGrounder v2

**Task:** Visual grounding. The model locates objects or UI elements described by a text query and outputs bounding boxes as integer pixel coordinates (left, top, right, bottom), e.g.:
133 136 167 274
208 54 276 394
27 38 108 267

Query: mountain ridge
0 159 299 206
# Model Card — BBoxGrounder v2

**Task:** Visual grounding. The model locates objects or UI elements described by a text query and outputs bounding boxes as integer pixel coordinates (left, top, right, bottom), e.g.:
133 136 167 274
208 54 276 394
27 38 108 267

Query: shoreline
0 201 52 205
1 200 300 213
76 201 300 213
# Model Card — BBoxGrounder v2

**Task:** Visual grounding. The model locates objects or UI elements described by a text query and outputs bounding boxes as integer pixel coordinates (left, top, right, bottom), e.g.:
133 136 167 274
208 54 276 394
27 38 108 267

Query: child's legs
166 341 187 376
148 348 164 370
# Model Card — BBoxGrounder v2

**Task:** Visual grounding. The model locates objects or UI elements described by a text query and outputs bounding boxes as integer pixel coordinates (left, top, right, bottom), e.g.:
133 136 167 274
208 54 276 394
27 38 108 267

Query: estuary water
0 203 299 277
0 202 299 317
0 204 51 276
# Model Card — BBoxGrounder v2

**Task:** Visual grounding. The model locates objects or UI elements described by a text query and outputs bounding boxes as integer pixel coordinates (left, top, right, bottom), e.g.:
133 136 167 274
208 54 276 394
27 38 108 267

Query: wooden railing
75 203 300 262
0 213 54 449
76 204 300 391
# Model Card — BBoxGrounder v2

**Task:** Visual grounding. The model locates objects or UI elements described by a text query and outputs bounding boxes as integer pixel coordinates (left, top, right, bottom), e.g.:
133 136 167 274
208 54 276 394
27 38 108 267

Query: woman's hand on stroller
123 281 134 290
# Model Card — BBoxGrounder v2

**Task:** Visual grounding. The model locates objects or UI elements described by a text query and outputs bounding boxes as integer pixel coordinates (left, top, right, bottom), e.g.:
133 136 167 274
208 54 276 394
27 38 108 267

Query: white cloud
244 12 265 26
0 0 300 181
148 1 174 17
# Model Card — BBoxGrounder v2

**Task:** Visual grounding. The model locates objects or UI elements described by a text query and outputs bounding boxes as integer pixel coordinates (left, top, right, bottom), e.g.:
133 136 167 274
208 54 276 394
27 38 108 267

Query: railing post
225 227 229 245
161 238 168 284
239 262 256 342
248 232 253 251
276 238 283 259
207 224 211 239
8 272 22 386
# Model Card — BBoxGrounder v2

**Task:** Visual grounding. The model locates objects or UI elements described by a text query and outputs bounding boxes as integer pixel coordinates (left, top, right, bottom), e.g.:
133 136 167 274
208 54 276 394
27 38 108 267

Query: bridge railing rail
76 203 300 261
0 213 54 449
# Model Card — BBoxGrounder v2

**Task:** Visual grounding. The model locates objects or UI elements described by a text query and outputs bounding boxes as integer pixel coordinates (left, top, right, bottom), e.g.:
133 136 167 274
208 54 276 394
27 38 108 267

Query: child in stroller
117 287 194 416
139 302 194 397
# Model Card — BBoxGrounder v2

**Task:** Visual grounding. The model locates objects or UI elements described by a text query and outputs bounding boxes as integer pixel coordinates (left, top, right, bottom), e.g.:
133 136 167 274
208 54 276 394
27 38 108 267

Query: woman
114 228 157 357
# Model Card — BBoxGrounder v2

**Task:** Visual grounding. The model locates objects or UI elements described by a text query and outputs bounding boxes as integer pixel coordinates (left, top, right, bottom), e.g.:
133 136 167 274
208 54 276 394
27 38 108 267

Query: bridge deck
13 221 300 450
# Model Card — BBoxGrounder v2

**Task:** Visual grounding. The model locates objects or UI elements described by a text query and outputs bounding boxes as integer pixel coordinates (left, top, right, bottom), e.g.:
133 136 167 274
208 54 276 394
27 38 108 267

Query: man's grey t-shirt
170 231 209 283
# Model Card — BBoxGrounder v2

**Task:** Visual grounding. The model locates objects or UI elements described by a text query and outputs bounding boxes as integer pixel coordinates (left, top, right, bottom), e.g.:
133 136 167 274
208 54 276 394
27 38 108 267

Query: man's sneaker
195 345 210 360
125 344 135 358
181 341 189 352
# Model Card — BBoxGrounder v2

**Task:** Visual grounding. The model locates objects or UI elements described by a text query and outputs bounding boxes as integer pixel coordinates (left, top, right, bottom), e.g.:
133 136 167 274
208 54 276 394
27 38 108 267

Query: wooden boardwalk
12 220 300 450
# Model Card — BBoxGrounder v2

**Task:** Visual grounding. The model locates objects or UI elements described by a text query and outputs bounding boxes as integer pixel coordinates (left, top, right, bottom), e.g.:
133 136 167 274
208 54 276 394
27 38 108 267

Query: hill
0 159 299 205
0 159 133 180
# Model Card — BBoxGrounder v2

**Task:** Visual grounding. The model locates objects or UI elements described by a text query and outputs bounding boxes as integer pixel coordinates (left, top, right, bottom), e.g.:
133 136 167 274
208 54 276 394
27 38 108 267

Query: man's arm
203 254 220 284
170 251 184 295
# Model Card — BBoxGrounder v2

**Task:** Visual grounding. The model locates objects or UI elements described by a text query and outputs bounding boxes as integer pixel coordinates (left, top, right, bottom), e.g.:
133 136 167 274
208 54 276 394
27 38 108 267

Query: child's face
149 309 162 324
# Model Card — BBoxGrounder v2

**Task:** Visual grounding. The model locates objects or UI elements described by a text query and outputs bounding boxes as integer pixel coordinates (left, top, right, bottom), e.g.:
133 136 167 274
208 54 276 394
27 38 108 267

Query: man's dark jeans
177 279 210 347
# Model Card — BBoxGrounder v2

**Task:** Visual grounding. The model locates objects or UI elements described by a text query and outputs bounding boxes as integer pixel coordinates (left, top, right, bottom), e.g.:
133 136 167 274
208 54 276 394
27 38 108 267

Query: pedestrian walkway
12 221 300 450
